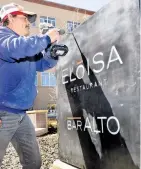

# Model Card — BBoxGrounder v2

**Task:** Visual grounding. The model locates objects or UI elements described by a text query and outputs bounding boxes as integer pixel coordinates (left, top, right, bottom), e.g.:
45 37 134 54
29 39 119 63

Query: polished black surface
56 0 140 168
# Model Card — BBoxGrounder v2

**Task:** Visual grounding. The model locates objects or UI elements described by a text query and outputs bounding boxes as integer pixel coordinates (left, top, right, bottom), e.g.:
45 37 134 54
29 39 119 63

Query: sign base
50 160 79 169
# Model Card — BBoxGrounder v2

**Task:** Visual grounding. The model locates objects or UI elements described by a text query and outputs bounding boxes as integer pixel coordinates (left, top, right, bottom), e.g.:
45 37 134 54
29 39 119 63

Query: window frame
67 21 80 32
41 72 56 87
40 16 56 27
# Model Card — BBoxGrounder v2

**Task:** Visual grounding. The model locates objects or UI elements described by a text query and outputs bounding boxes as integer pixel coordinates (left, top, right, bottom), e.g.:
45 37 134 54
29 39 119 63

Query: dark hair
3 14 17 26
3 18 9 26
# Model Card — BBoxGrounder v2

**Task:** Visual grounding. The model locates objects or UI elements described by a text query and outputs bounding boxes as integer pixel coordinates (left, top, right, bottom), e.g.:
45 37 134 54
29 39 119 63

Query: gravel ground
0 133 58 169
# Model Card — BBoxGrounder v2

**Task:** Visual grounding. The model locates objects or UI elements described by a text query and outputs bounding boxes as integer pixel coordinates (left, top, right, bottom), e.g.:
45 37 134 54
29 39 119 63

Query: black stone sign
56 0 140 168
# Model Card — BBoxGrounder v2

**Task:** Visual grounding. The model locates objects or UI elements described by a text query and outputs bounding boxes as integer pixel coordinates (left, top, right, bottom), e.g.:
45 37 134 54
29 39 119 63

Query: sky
46 0 112 11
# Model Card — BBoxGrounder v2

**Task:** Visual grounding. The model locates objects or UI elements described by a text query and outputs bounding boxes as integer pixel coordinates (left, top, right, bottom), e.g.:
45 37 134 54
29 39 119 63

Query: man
0 3 60 169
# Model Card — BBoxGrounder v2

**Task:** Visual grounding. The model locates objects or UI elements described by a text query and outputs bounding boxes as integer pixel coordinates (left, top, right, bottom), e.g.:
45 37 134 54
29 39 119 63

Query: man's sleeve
0 33 51 62
35 49 58 72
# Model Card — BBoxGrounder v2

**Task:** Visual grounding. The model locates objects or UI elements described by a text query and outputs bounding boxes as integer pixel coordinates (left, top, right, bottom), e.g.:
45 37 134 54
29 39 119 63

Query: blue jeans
0 111 41 169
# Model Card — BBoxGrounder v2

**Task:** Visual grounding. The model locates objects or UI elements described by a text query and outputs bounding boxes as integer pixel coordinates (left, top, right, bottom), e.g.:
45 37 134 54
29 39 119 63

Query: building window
40 16 56 27
67 21 80 32
35 74 38 86
49 73 56 87
41 72 56 87
41 72 50 86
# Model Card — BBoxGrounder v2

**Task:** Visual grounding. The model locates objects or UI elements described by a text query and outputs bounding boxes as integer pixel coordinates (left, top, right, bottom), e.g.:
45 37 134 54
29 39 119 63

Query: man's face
10 14 30 36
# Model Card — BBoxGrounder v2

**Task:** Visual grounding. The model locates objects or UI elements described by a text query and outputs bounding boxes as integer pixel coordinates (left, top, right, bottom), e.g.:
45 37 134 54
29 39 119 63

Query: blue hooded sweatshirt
0 26 57 113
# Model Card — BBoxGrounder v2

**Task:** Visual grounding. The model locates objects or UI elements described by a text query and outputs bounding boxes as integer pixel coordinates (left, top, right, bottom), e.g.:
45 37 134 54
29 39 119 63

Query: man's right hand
46 28 60 44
